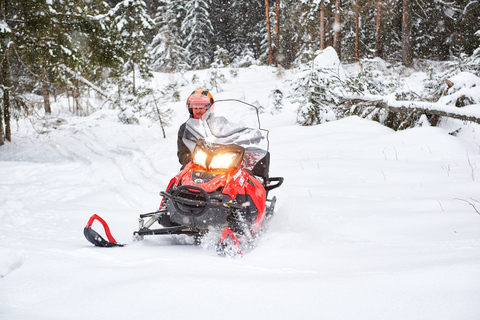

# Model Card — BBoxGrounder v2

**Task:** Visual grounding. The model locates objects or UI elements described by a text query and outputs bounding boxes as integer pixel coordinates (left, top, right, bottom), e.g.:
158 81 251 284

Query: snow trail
1 67 480 320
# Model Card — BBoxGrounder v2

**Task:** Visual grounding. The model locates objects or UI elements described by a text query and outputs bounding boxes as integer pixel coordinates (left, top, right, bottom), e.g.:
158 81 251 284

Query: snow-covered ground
1 66 480 320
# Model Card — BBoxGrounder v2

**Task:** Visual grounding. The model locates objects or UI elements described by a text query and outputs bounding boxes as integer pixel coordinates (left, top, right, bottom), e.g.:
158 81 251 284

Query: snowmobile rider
177 89 215 168
177 89 271 181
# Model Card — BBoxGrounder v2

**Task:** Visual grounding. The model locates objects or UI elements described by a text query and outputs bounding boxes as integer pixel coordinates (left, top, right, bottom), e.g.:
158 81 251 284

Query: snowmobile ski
84 214 124 247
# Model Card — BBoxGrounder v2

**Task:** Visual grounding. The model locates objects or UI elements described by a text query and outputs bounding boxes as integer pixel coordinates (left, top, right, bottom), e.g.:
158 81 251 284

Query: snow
447 72 480 91
1 66 480 320
0 21 10 33
440 72 480 106
314 46 348 79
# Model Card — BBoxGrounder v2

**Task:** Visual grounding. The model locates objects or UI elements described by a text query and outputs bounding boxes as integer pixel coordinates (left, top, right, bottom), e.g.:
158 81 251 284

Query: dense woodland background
0 0 479 145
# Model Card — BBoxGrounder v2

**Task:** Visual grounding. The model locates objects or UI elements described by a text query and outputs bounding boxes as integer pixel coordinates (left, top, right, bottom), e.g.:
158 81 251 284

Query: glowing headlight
193 149 208 168
192 143 243 170
209 152 238 169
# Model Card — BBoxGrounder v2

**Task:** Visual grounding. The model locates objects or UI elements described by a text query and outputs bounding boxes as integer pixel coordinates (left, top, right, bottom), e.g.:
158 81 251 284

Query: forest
0 0 479 144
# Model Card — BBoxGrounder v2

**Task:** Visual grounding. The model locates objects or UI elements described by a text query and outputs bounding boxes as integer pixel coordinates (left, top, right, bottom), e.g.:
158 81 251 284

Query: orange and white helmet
186 89 214 119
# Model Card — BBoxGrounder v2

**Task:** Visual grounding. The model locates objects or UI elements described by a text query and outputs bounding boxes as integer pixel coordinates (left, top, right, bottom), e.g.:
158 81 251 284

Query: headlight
209 152 238 170
193 149 208 168
192 142 244 170
192 149 242 170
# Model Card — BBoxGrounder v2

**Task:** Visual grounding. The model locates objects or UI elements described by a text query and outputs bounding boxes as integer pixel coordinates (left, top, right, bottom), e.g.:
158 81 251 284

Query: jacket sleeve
177 122 192 167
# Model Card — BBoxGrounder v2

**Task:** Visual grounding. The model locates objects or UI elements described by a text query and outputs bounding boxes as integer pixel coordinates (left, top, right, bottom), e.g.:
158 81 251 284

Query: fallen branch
342 95 480 125
62 67 111 99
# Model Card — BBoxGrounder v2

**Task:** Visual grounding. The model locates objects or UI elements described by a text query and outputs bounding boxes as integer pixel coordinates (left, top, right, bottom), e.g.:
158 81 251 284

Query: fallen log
342 95 480 125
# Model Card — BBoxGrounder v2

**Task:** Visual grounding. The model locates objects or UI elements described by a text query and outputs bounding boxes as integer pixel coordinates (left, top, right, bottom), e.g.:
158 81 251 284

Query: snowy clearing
1 66 480 320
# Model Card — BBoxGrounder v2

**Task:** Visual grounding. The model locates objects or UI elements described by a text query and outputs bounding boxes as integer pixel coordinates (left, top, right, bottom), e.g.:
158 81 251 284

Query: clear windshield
182 99 269 153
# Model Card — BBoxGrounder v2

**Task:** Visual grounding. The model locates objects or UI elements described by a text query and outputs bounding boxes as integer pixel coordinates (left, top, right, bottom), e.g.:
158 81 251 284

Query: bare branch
454 198 480 215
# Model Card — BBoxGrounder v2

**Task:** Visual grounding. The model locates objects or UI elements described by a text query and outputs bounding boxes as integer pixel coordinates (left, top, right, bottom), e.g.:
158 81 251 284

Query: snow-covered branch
62 67 111 100
343 94 480 125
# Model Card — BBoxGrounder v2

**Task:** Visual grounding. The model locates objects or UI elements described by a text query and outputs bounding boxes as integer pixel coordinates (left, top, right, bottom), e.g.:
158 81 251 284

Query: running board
134 226 197 236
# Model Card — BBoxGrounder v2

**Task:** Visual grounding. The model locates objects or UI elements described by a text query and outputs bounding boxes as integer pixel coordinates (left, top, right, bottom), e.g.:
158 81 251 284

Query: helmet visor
189 103 211 110
189 102 212 119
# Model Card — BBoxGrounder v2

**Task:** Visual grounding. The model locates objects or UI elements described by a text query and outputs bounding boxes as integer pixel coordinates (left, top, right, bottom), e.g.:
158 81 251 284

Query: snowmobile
84 100 283 256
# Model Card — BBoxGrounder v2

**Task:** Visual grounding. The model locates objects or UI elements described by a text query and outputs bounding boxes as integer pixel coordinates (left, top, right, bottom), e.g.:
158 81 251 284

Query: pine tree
181 0 214 69
210 0 234 60
109 0 155 95
150 0 189 72
76 0 124 80
61 0 124 114
279 0 329 67
229 0 267 63
454 0 480 56
13 0 79 114
411 0 480 60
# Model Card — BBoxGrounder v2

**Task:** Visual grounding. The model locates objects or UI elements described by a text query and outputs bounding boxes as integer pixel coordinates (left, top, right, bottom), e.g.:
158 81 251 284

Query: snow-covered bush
160 83 181 102
291 48 404 126
213 46 229 68
336 59 421 130
291 47 346 126
439 72 480 107
118 104 139 125
117 84 174 137
268 89 284 114
424 47 480 102
291 68 341 126
232 48 257 68
291 48 434 130
345 58 401 96
207 60 226 93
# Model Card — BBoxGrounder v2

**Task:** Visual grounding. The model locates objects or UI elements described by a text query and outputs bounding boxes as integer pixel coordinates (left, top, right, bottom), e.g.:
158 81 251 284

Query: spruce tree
150 0 189 72
110 0 155 95
230 0 267 62
181 0 214 69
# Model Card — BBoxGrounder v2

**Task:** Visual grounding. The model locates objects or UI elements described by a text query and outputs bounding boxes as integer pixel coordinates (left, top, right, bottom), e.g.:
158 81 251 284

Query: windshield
182 99 269 153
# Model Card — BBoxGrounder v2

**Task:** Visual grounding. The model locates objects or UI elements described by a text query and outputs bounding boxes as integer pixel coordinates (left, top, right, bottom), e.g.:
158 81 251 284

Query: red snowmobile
84 100 283 256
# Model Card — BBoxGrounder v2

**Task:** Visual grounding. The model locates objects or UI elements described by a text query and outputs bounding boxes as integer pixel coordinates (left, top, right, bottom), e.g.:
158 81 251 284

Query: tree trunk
0 83 4 145
401 0 413 67
273 0 280 66
0 55 5 146
333 0 342 60
375 0 384 58
152 96 166 139
355 0 359 60
132 63 136 96
41 66 52 114
0 101 4 145
1 0 9 144
320 2 325 50
1 46 11 142
3 85 11 142
264 0 273 66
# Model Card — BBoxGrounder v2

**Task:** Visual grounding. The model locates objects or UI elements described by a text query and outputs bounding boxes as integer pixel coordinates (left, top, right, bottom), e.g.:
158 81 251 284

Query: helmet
186 89 214 119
